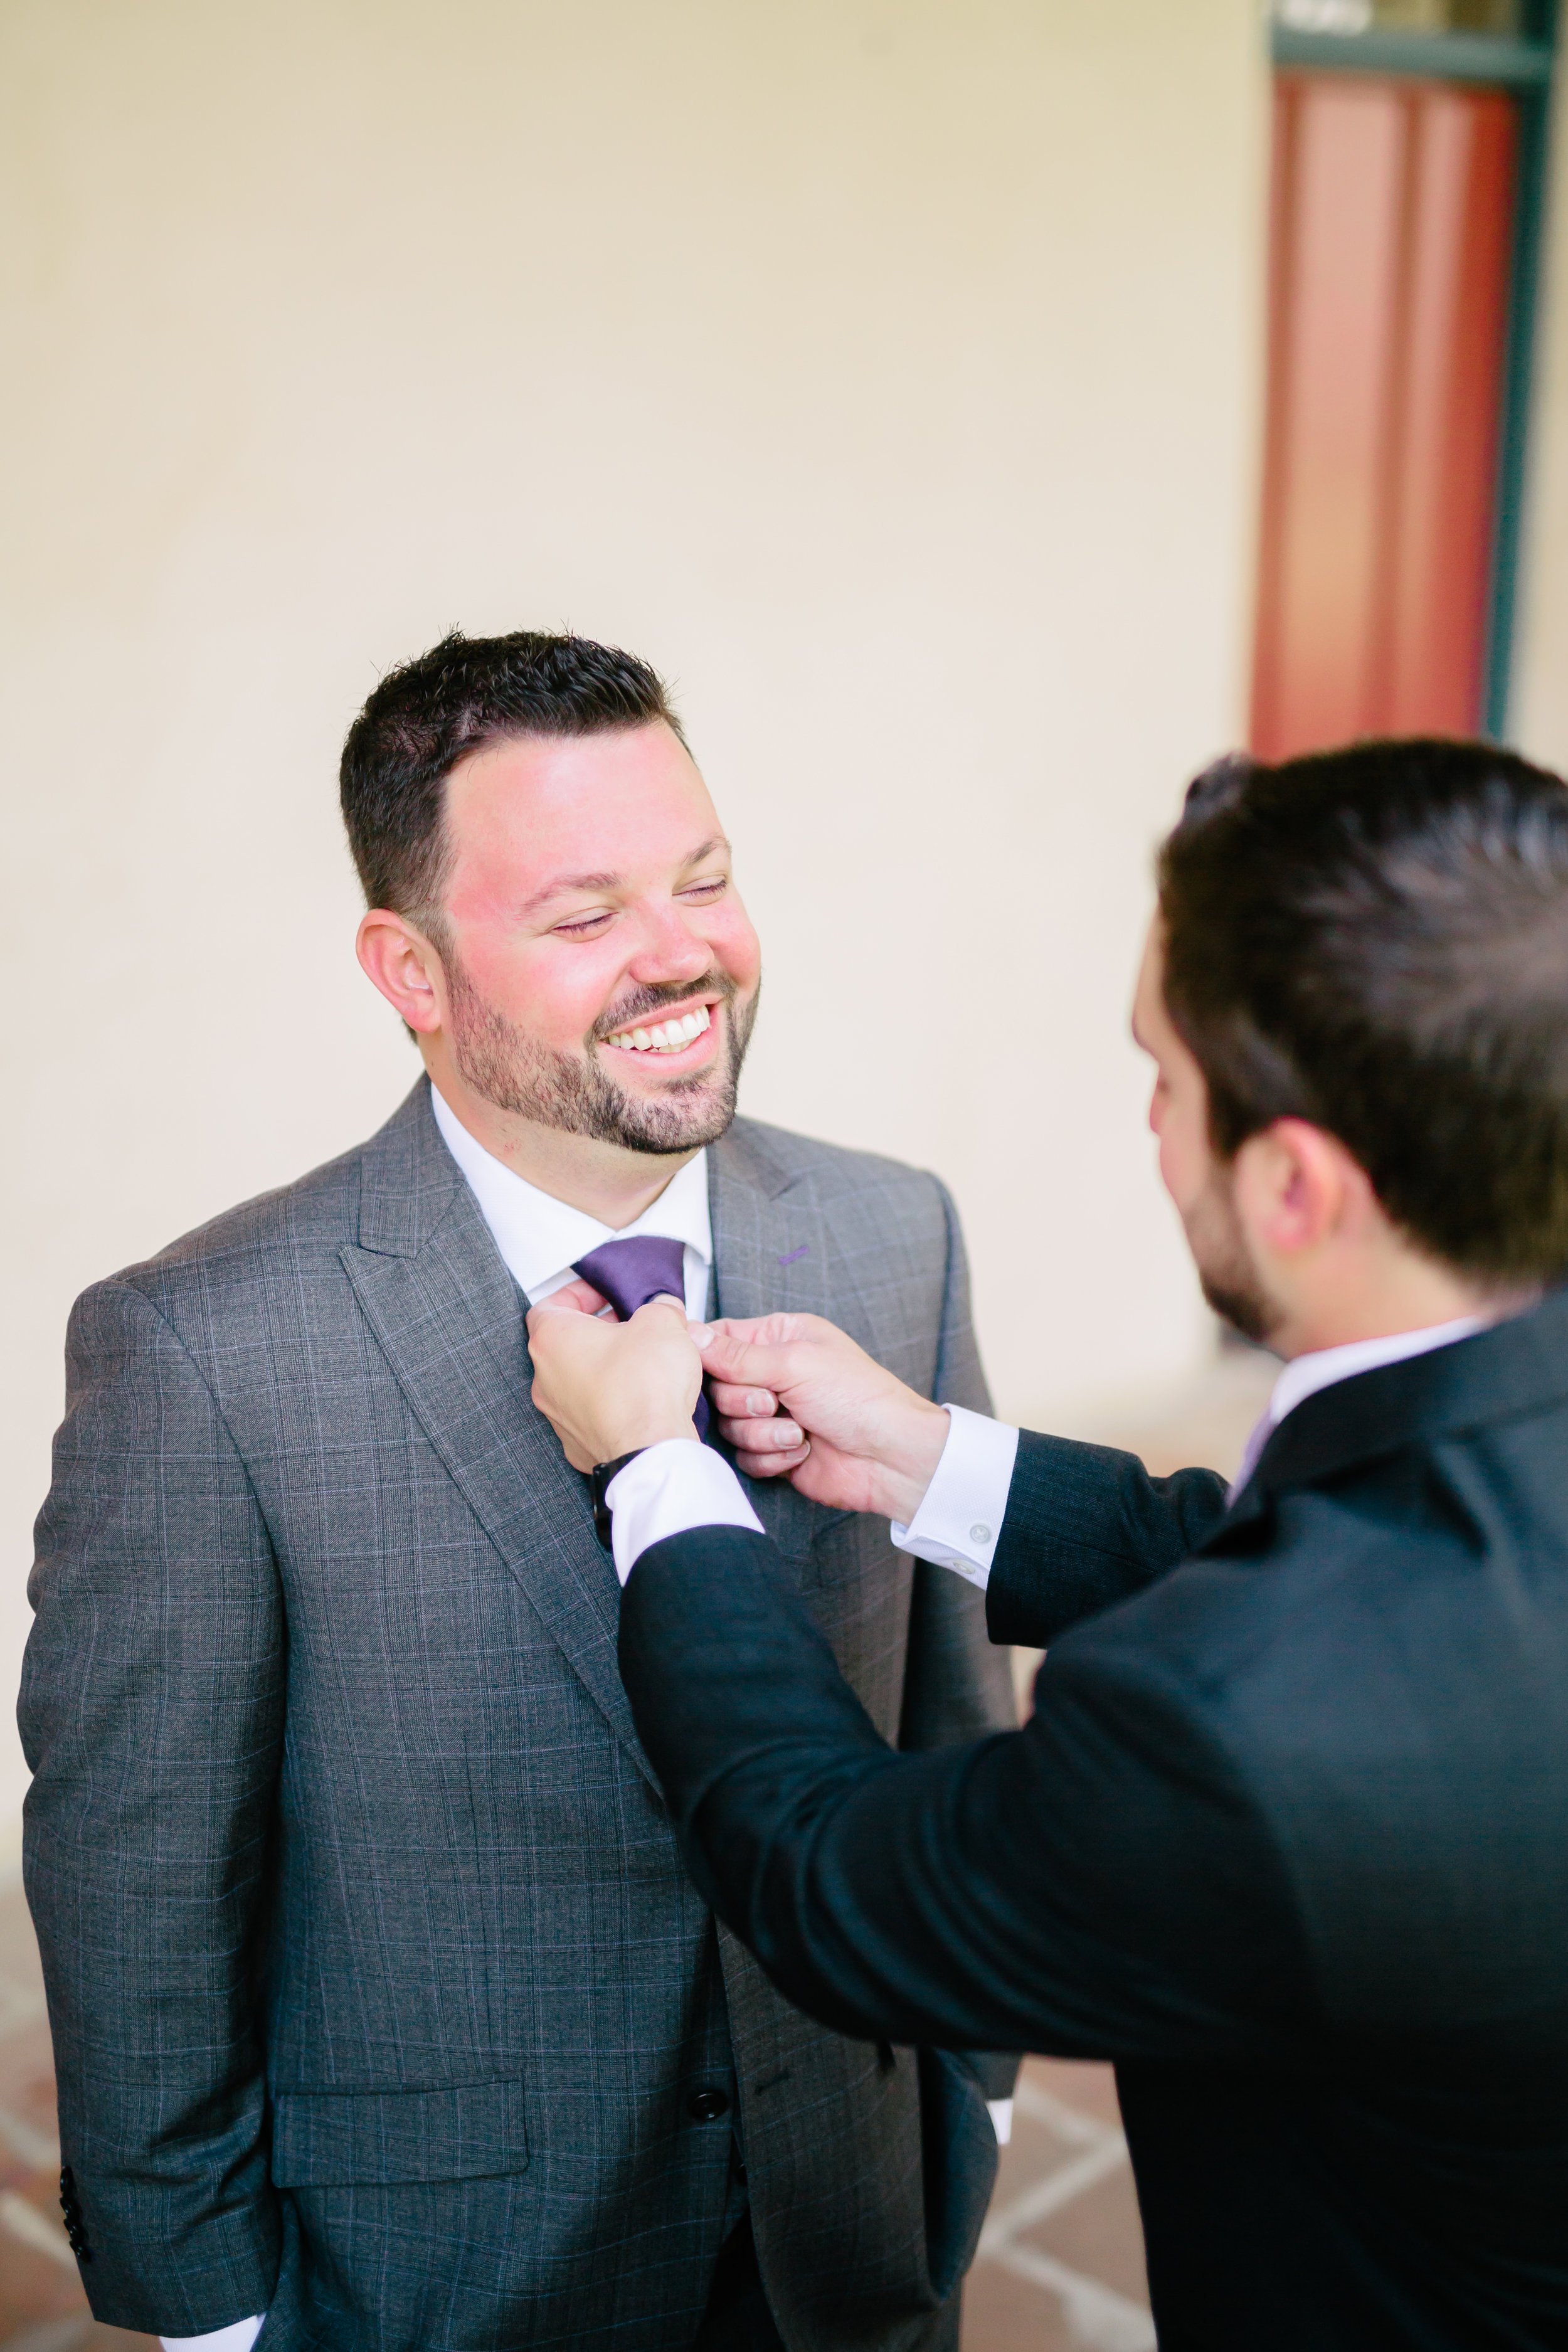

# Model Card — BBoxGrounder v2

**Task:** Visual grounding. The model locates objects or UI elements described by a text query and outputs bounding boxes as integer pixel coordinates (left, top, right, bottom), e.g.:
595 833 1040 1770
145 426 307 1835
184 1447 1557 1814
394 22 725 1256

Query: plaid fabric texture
21 1082 1013 2351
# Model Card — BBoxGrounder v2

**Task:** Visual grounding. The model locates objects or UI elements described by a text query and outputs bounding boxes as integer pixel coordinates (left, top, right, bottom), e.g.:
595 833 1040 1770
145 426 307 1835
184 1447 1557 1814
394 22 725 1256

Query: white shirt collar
1266 1314 1488 1431
429 1083 712 1309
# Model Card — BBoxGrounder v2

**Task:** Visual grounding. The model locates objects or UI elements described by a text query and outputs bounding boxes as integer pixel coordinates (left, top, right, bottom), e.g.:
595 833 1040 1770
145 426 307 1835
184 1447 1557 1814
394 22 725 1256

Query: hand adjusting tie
569 1236 709 1552
570 1234 710 1439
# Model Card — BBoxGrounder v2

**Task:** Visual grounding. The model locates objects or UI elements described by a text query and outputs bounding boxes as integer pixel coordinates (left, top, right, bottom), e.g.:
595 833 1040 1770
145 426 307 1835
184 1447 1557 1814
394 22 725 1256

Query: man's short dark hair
1158 738 1568 1285
339 630 687 933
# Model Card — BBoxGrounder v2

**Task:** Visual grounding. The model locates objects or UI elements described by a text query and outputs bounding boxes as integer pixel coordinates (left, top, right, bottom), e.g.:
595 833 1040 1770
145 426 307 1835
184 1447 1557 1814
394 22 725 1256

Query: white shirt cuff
889 1404 1019 1589
161 2323 264 2352
987 2097 1014 2146
607 1440 765 1584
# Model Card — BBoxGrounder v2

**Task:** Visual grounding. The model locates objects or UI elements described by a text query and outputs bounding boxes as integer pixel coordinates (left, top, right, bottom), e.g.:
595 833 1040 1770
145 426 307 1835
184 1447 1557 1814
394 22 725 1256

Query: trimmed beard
445 958 758 1157
1185 1163 1282 1349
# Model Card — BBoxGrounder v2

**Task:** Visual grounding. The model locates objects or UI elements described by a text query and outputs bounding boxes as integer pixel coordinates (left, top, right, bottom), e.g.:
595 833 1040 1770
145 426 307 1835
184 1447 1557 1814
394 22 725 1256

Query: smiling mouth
601 1002 715 1057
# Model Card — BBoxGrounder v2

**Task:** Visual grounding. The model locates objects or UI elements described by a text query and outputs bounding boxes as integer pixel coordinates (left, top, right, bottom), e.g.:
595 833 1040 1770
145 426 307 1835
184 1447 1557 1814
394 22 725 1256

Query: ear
1231 1117 1374 1260
356 909 447 1036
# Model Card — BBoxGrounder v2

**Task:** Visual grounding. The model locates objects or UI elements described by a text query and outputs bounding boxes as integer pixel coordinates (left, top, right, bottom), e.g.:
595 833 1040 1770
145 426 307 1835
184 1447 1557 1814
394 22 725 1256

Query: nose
625 898 713 988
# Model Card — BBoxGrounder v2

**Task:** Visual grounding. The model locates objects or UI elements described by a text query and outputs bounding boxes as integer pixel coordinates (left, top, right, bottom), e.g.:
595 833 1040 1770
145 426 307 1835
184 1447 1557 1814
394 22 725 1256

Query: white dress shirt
430 1083 714 1318
161 2324 265 2352
159 1094 720 2352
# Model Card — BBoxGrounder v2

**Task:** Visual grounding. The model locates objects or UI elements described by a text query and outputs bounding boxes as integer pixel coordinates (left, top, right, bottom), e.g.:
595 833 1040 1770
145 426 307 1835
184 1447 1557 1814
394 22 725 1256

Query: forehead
1133 921 1193 1063
442 722 719 891
1131 921 1168 1040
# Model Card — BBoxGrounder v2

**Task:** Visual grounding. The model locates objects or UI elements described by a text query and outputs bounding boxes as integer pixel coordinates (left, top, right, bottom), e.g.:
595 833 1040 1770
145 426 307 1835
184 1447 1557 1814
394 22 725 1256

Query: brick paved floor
963 2058 1153 2351
0 1346 1268 2350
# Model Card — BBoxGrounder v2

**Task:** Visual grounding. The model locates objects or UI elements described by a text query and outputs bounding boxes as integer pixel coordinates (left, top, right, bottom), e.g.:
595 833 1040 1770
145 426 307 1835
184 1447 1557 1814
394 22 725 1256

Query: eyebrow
519 870 622 918
682 835 730 869
519 837 732 920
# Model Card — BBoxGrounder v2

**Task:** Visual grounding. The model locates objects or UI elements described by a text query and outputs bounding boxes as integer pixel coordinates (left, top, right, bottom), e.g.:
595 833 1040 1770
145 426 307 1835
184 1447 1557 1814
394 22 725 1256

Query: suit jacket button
687 2088 729 2123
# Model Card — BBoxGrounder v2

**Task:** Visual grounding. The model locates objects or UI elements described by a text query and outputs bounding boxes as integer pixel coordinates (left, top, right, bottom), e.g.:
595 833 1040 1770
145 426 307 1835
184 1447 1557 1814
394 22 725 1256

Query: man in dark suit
527 739 1568 2349
19 632 1014 2351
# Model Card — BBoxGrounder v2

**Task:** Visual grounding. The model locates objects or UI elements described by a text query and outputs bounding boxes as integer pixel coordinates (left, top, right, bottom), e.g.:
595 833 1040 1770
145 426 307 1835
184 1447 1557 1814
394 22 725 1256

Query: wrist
872 1398 951 1524
595 1421 700 1460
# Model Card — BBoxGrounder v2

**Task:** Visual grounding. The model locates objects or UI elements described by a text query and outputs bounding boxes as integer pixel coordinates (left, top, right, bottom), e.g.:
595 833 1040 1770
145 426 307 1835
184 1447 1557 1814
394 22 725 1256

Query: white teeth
605 1004 714 1052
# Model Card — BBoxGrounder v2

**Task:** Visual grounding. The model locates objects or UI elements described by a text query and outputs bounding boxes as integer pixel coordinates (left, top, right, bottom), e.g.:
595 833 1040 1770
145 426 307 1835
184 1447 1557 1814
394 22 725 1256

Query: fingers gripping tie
571 1236 710 1438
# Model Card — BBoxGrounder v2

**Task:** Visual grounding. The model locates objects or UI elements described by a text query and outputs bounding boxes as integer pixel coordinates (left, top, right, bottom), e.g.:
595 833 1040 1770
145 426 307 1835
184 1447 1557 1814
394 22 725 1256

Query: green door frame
1268 3 1560 739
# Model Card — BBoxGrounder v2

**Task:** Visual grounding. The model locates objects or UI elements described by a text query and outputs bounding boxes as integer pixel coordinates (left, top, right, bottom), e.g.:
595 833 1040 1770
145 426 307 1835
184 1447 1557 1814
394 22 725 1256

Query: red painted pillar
1251 73 1518 760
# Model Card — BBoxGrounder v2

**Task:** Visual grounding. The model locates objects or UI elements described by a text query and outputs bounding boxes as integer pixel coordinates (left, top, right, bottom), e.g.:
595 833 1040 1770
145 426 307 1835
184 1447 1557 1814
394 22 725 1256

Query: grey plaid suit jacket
21 1079 1015 2352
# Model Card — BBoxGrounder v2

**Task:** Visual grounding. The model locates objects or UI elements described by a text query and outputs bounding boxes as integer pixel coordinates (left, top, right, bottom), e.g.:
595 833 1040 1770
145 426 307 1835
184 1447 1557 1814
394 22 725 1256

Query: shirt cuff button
969 1524 991 1545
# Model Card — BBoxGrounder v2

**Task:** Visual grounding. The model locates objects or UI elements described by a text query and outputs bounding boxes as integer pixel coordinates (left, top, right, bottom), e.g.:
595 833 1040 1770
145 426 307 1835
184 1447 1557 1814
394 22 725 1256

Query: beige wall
0 0 1267 1827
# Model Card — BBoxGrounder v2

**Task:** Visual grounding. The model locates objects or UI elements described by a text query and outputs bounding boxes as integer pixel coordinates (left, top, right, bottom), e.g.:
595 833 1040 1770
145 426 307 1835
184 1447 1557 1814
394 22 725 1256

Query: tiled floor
0 1343 1269 2351
965 2058 1153 2351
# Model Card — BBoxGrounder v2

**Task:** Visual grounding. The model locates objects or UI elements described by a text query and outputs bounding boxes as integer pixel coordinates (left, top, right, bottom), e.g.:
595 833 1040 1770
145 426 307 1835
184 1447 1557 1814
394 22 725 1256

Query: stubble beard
445 960 760 1157
1186 1165 1282 1350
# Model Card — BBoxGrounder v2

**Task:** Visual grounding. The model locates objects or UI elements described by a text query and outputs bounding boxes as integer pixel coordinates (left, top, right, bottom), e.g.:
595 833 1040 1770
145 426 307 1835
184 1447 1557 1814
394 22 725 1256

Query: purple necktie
571 1234 709 1438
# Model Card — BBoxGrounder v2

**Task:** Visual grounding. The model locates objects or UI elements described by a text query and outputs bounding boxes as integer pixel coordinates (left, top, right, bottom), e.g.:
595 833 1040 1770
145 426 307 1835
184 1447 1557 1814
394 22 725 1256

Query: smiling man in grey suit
20 630 1015 2352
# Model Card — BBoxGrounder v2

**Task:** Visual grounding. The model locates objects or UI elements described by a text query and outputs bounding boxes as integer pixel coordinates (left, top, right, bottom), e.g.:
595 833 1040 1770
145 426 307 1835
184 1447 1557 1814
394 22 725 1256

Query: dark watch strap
589 1449 650 1551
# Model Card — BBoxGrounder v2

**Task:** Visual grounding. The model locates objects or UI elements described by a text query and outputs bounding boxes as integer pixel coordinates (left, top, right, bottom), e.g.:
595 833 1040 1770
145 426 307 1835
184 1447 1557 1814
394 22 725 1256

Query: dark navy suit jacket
620 1291 1568 2349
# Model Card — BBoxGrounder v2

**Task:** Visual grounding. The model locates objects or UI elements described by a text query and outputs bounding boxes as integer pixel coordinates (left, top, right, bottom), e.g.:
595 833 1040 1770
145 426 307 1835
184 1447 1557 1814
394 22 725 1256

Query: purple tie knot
571 1235 709 1438
572 1234 688 1320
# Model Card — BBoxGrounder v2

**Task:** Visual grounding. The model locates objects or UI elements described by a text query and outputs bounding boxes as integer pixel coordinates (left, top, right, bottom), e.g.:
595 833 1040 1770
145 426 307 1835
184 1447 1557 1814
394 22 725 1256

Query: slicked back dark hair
339 630 687 935
1157 738 1568 1285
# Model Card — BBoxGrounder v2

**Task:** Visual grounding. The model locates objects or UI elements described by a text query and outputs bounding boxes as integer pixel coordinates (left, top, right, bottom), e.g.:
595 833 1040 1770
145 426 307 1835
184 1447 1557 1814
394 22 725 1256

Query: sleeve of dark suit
19 1280 284 2336
983 1427 1232 1650
617 1513 1310 2066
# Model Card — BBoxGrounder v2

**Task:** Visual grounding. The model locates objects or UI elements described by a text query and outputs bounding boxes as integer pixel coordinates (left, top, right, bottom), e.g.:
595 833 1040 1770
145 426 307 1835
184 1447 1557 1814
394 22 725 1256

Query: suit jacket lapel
341 1083 655 1785
708 1124 836 1562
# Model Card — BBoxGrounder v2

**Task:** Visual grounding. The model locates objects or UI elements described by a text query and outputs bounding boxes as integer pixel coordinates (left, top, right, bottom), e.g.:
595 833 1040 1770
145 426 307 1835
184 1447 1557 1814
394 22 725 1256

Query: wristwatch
589 1449 649 1551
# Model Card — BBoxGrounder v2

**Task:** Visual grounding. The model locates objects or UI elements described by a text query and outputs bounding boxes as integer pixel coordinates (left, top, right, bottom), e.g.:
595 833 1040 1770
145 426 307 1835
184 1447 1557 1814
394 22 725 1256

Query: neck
425 1057 697 1229
1269 1255 1539 1362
